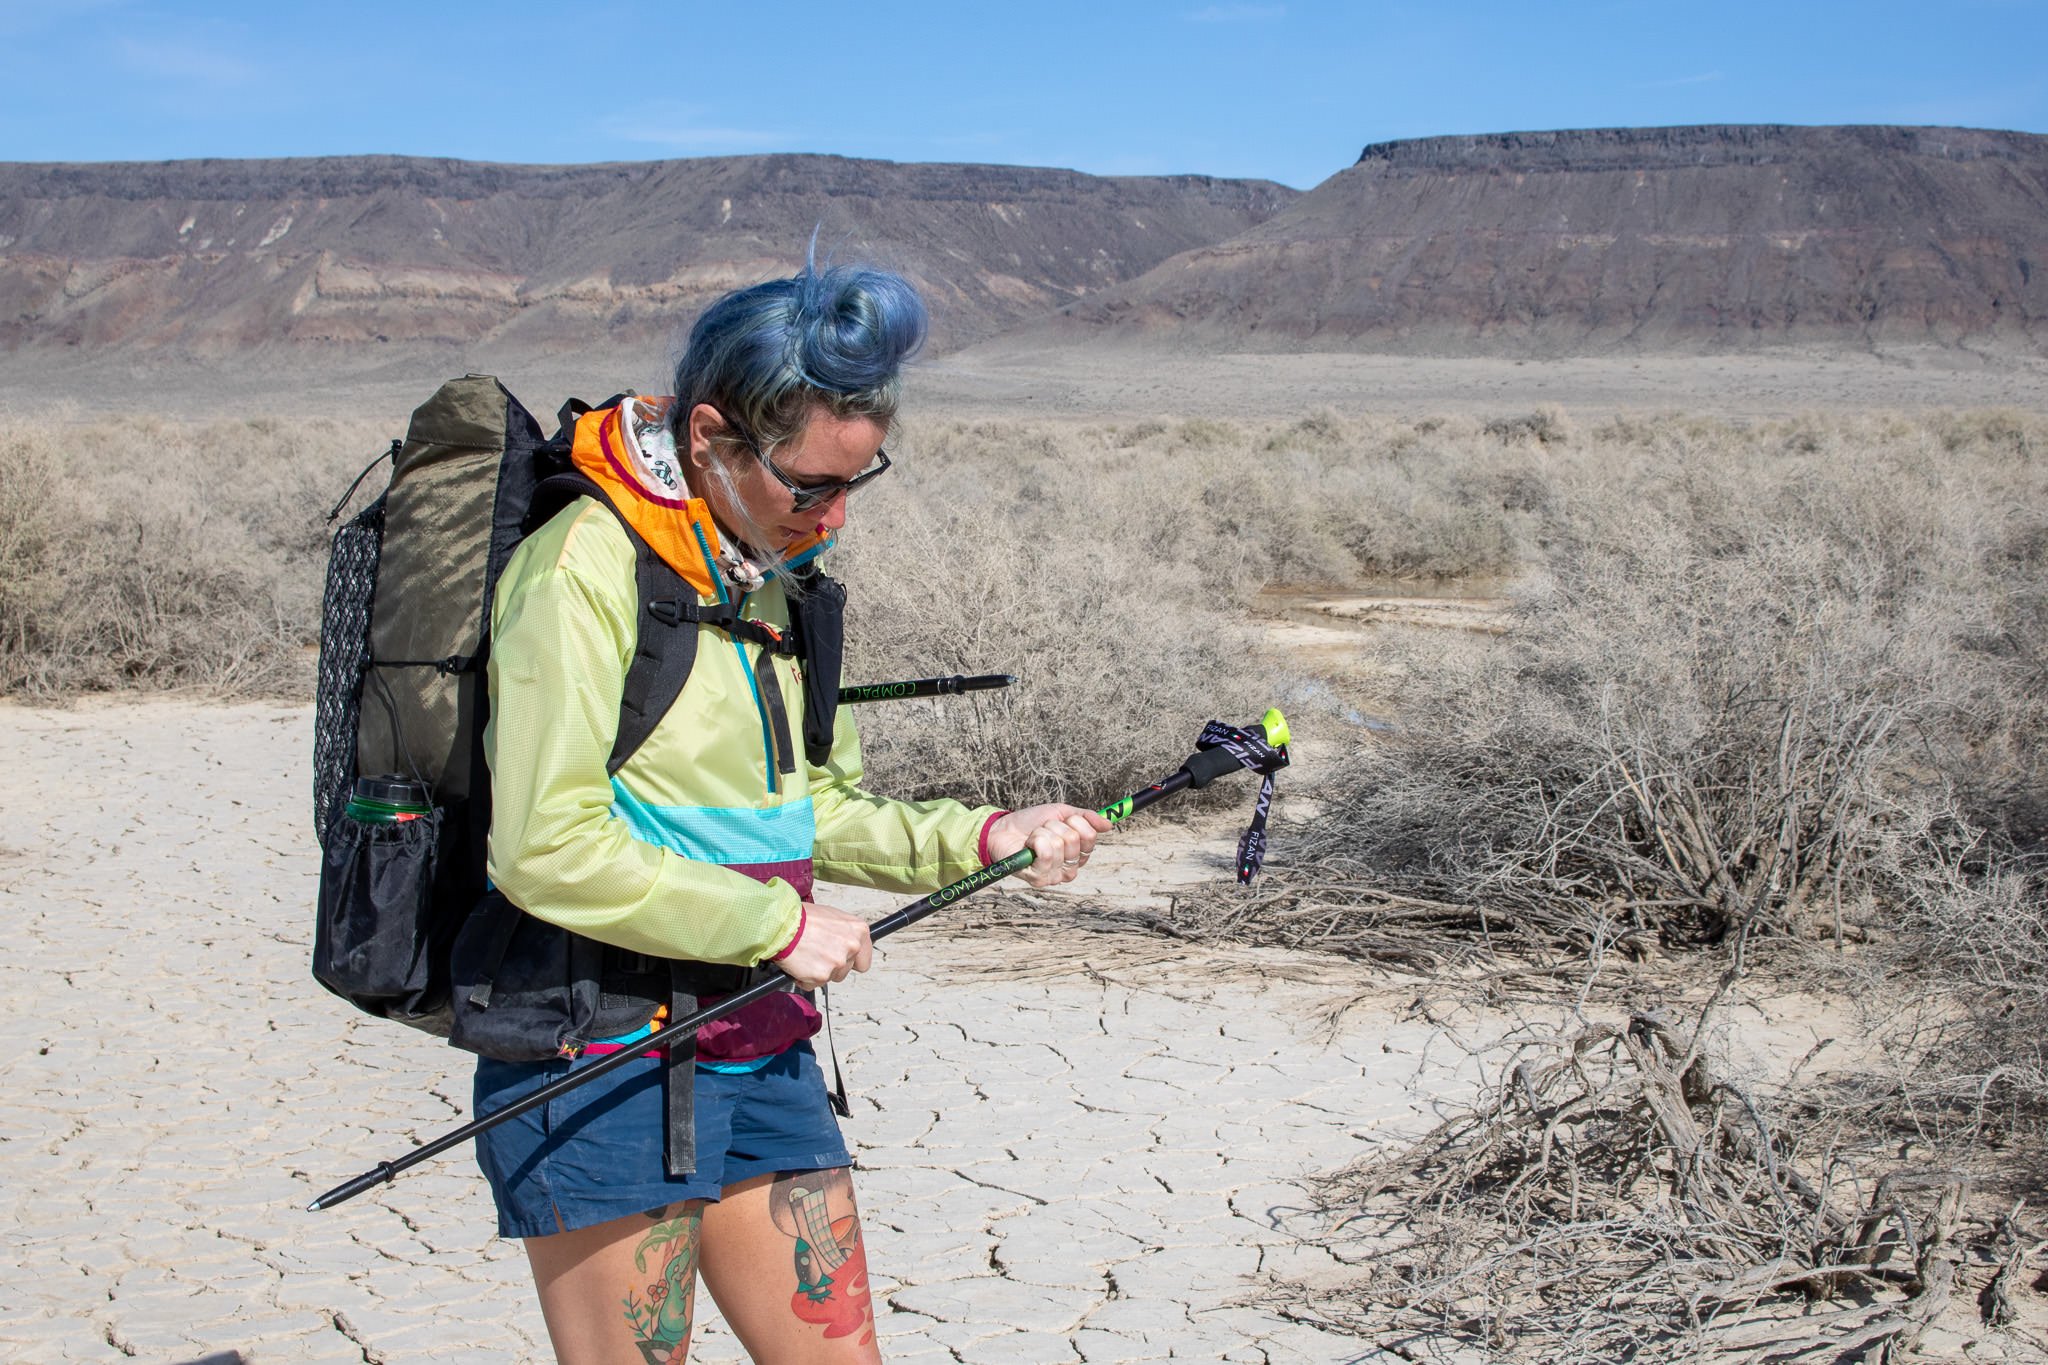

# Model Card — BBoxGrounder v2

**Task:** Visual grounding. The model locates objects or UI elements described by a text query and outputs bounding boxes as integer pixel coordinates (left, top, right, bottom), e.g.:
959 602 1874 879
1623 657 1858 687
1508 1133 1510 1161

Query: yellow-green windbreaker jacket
482 399 999 1053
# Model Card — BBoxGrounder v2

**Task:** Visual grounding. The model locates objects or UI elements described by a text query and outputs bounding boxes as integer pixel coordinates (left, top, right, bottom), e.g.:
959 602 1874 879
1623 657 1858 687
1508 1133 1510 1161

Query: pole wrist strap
1194 719 1287 884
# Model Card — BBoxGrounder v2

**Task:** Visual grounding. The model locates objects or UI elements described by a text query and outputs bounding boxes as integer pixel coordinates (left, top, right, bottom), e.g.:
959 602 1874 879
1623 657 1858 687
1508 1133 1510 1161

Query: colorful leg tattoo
769 1170 874 1346
622 1209 701 1365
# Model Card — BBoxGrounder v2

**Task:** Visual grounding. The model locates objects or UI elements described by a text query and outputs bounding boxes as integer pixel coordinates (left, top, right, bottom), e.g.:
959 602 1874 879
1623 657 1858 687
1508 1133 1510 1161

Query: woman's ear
685 403 725 469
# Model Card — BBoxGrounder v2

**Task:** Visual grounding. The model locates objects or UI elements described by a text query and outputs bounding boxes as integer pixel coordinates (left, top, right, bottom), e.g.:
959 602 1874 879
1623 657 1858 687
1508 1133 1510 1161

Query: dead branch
1258 1004 2010 1361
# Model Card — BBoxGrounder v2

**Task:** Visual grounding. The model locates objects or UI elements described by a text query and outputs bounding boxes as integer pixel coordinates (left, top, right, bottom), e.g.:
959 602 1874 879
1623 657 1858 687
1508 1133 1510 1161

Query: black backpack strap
528 467 807 774
526 467 599 538
614 546 707 775
613 551 801 775
788 568 847 768
514 469 706 774
664 964 701 1179
555 393 631 444
819 983 852 1118
462 892 527 1010
751 642 799 777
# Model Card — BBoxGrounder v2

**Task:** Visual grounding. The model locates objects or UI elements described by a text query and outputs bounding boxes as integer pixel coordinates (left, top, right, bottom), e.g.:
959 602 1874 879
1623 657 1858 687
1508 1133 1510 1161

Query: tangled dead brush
1180 670 1948 977
1276 1002 2044 1361
1192 410 2048 1130
0 416 380 696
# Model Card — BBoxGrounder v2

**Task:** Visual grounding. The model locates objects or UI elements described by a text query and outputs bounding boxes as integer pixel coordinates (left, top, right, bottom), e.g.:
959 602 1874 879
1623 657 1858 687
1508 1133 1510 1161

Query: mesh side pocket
314 808 445 1023
313 498 385 844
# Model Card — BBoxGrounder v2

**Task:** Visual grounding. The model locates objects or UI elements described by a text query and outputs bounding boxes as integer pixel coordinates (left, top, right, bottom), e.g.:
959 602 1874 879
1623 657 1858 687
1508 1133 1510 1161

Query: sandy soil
0 697 1472 1364
922 341 2048 422
9 694 2018 1364
6 340 2045 427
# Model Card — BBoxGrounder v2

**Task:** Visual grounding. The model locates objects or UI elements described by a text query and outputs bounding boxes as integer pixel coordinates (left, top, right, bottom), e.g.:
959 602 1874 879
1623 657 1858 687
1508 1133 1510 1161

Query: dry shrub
1150 408 2048 1359
833 419 1273 805
1278 999 2031 1361
0 416 380 697
1484 401 1575 446
831 406 1561 801
0 437 65 670
1263 407 1348 451
1849 841 2048 1146
1213 410 2048 1113
0 405 1548 713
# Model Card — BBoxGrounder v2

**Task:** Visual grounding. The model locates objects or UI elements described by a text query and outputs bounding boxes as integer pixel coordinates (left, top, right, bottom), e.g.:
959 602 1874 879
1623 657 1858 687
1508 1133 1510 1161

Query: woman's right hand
770 902 874 989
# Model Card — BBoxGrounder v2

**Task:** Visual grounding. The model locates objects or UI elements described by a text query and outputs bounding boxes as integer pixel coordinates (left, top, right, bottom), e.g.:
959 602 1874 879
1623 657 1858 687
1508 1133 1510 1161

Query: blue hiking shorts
472 1042 850 1239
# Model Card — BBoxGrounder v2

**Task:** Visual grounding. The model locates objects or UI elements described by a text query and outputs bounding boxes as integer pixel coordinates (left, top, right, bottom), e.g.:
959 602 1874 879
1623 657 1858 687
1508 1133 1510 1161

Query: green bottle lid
347 775 431 823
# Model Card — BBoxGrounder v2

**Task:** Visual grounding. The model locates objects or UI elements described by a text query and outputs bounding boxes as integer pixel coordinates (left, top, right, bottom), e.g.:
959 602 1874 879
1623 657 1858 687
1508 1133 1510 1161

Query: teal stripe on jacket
608 782 818 865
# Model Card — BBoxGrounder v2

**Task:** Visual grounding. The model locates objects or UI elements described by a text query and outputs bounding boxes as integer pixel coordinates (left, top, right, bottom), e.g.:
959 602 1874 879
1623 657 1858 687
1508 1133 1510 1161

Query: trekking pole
838 673 1017 704
308 710 1289 1212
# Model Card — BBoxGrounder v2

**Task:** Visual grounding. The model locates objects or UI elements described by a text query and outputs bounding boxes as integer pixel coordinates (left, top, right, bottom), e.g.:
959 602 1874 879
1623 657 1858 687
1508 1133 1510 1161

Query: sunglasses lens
780 450 888 510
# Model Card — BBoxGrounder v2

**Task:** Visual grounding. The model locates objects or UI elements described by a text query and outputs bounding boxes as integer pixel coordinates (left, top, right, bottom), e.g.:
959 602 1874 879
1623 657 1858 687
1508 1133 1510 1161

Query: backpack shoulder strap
613 540 704 775
524 455 815 775
787 565 847 768
611 552 802 774
513 463 701 773
524 462 595 538
546 476 776 774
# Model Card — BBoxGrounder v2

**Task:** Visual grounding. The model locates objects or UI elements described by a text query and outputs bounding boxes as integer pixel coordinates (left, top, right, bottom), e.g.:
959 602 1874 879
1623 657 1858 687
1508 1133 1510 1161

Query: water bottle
343 775 431 824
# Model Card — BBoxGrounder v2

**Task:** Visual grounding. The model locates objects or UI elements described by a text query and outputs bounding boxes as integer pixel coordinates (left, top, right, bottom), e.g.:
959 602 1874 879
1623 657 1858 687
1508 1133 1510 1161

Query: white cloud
600 103 789 149
1183 4 1286 22
115 33 258 86
0 0 127 38
1636 70 1726 90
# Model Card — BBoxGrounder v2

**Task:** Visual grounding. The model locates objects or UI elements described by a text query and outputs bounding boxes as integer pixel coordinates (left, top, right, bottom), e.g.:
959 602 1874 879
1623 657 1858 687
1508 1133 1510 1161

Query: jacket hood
570 397 834 601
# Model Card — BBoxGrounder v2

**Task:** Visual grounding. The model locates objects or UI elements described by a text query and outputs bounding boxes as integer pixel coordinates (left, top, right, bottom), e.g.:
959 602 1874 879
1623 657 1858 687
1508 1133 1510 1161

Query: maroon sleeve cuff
769 905 807 962
978 810 1009 867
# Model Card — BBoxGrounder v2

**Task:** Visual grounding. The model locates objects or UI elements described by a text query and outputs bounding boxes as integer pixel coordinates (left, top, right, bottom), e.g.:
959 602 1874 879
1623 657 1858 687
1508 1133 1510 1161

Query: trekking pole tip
308 1162 397 1212
1260 708 1290 749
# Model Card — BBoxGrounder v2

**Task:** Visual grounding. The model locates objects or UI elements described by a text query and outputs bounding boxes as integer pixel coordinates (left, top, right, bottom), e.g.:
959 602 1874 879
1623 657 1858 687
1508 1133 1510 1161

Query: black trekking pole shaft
309 734 1260 1213
837 674 1016 704
867 767 1196 940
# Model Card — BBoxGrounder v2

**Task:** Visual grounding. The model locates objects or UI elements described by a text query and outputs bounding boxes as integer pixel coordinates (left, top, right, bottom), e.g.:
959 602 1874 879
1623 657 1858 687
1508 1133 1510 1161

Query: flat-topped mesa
1354 124 2045 173
0 153 1296 355
2 153 1289 206
1058 123 2048 355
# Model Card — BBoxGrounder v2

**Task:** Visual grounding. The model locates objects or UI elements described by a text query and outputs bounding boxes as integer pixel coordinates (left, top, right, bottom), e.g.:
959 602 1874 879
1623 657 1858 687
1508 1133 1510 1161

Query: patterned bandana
620 400 772 595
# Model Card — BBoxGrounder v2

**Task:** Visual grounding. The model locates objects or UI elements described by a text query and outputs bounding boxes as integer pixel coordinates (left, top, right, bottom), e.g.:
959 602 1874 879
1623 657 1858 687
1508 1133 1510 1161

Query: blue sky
3 0 2042 188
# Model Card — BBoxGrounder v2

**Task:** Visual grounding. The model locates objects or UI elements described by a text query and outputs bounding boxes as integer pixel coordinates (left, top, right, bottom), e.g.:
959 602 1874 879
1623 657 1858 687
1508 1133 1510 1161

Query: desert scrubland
4 362 2048 1358
4 362 2048 1360
8 121 2048 1360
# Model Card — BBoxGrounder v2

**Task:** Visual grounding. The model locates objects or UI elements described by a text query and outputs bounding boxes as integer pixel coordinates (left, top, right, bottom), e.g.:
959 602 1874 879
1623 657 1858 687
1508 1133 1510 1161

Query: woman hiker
469 259 1110 1364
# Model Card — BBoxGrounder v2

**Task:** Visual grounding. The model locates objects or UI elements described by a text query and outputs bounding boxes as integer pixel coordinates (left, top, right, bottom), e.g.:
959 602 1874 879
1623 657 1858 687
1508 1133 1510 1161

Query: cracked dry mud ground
1 700 1454 1364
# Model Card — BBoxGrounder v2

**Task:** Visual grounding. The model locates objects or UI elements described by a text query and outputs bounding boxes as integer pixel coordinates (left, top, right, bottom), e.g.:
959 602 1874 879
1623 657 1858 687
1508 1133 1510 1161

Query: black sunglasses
719 415 891 512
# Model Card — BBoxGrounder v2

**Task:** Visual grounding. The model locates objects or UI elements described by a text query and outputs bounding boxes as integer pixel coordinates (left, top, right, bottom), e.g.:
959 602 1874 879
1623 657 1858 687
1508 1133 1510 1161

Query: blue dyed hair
669 258 928 457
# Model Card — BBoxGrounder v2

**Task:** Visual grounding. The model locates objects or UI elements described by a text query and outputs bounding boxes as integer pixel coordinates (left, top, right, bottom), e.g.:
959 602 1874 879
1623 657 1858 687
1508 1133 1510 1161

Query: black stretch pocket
314 808 446 1025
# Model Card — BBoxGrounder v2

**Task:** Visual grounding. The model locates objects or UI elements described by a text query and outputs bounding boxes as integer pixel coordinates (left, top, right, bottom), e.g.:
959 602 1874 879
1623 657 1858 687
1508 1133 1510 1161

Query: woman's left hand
985 804 1114 887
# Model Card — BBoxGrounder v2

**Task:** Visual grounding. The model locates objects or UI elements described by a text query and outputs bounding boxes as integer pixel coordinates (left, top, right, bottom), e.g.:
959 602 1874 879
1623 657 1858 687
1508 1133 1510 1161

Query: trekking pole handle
308 710 1286 1212
860 703 1292 946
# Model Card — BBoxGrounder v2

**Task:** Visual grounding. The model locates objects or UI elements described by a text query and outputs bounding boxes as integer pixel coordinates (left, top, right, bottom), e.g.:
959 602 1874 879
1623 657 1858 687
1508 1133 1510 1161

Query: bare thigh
525 1203 706 1365
700 1167 882 1364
